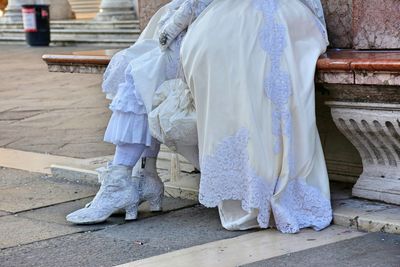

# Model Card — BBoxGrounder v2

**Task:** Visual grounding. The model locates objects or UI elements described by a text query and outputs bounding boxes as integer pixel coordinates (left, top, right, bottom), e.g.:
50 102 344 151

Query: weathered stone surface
0 210 10 217
244 233 400 267
0 45 114 159
138 0 170 30
0 215 79 249
0 176 97 213
353 0 400 49
321 0 399 49
0 167 44 190
321 0 353 48
327 101 400 205
355 71 400 86
333 197 400 234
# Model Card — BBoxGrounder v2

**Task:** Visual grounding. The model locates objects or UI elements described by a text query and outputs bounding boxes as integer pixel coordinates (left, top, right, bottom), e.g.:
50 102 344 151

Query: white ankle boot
137 157 164 211
85 158 164 212
66 165 140 224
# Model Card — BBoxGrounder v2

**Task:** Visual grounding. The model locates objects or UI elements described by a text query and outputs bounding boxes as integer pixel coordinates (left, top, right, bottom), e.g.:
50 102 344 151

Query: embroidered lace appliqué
272 178 333 233
253 0 295 177
199 128 333 232
199 128 273 228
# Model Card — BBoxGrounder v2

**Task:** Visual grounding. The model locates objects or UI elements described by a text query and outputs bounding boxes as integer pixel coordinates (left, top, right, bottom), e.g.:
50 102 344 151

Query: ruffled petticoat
102 6 180 147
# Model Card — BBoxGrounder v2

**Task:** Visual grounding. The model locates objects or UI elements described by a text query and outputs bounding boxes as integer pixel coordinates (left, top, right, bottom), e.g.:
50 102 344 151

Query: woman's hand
158 0 213 50
159 1 194 50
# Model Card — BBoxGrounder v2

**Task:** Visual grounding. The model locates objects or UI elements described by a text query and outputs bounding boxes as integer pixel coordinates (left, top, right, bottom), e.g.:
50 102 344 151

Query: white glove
159 0 213 50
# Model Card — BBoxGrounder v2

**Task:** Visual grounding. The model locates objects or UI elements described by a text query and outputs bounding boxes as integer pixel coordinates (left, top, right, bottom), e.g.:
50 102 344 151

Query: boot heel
125 203 138 220
149 195 163 212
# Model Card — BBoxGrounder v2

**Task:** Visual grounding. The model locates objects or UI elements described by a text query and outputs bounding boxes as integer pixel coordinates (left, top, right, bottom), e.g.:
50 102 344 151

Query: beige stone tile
0 110 42 121
19 196 197 227
118 226 365 267
333 198 400 234
0 215 80 249
0 178 97 213
0 148 88 174
57 142 114 159
0 168 45 190
0 46 109 158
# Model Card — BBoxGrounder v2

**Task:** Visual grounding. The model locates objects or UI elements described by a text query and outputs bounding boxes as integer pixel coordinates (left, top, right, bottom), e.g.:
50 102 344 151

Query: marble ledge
47 64 107 74
42 49 400 85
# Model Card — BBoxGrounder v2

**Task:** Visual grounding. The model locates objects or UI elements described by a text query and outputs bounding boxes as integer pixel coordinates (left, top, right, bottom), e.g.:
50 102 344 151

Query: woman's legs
113 143 146 167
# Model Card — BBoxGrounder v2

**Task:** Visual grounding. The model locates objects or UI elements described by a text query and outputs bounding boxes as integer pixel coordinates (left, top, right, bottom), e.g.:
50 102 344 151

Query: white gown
103 0 333 233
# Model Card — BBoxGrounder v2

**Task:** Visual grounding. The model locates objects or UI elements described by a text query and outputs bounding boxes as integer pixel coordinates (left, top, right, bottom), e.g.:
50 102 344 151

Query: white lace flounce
102 49 135 100
104 111 152 146
199 128 332 233
108 65 147 115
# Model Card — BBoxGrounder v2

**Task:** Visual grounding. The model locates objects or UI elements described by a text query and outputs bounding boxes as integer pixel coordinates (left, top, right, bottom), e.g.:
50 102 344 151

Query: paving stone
0 45 112 158
0 215 80 249
0 137 20 147
97 206 251 250
0 206 251 267
0 110 42 121
0 178 97 213
243 233 400 267
0 168 44 190
18 196 197 229
0 232 148 267
57 142 114 159
0 210 10 217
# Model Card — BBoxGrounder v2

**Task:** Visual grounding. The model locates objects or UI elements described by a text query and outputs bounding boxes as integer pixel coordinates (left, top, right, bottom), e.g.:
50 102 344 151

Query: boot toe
66 208 107 224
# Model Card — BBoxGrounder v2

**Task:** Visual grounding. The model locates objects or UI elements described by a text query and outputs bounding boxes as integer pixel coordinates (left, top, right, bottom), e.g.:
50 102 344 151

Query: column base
353 175 400 205
327 101 400 205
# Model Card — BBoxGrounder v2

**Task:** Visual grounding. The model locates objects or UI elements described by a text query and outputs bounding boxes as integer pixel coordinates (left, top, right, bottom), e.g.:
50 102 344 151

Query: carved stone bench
43 49 400 205
317 49 400 205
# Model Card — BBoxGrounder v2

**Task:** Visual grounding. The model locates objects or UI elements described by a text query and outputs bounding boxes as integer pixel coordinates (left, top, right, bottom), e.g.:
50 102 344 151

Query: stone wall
138 0 170 30
352 0 400 49
321 0 353 48
322 0 400 49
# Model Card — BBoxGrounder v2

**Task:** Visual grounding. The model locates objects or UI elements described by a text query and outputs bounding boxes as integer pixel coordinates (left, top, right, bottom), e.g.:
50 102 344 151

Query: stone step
0 35 135 47
0 28 140 36
0 19 140 46
69 0 101 14
0 20 139 30
0 30 139 46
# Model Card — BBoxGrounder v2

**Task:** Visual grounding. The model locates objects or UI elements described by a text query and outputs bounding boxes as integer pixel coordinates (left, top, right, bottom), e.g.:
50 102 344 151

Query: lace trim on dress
199 128 273 228
272 178 333 233
199 128 333 232
102 49 132 99
253 0 294 175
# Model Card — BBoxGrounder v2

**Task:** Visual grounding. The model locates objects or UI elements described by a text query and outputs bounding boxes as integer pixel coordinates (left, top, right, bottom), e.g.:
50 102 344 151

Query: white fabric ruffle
104 111 152 146
109 65 147 115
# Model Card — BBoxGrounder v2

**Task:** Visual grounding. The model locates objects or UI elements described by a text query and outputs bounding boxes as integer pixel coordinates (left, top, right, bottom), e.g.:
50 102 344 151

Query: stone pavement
0 167 398 267
0 45 114 159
